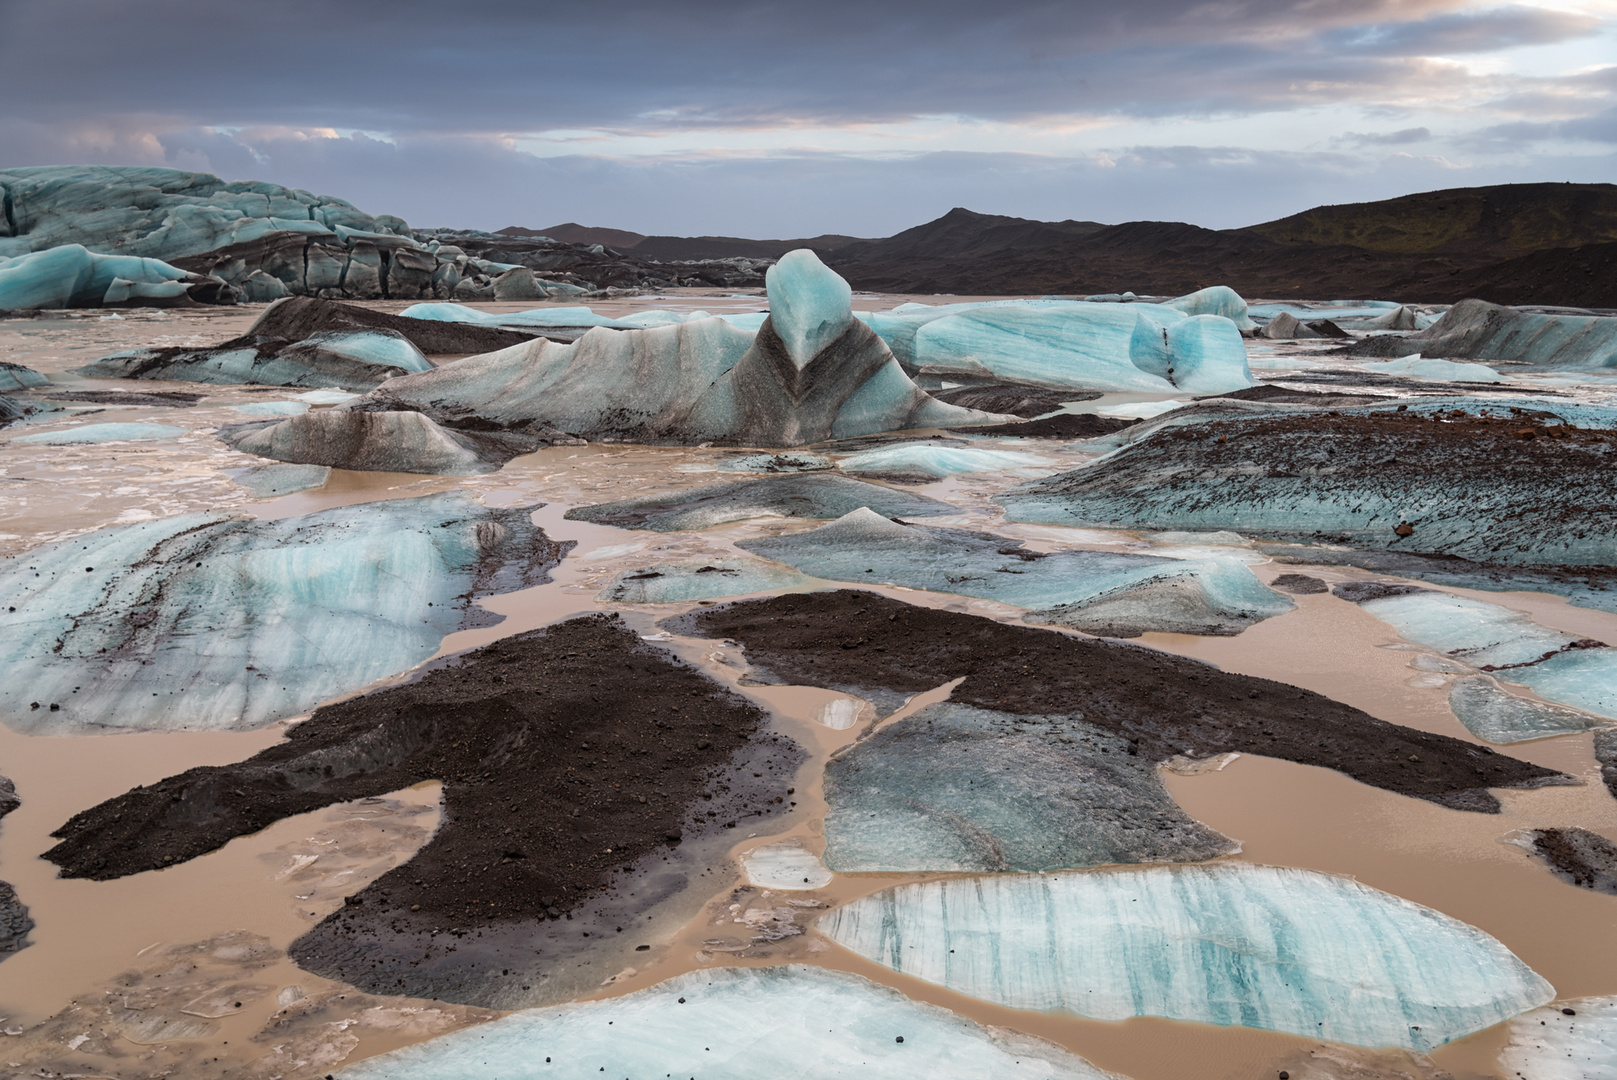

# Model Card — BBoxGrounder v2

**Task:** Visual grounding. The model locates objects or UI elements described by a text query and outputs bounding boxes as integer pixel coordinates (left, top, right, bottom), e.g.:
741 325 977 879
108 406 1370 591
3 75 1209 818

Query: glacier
0 493 569 733
1501 997 1617 1080
1340 586 1617 721
337 965 1117 1080
822 702 1236 872
565 474 957 531
0 244 204 310
599 558 810 603
736 509 1292 637
818 863 1554 1051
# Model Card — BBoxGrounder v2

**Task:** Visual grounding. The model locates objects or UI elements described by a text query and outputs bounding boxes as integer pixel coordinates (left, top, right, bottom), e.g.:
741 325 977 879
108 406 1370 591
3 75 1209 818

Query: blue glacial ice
1356 299 1617 371
737 508 1291 636
1501 996 1617 1080
78 328 432 392
1345 588 1617 722
818 863 1554 1051
0 363 48 393
598 558 810 603
10 422 187 445
0 244 199 310
0 493 566 733
566 474 958 532
288 330 432 373
1362 354 1503 383
224 463 331 496
1447 676 1604 744
767 248 855 365
337 965 1116 1080
836 442 1052 479
231 400 310 417
823 702 1237 872
1163 285 1257 331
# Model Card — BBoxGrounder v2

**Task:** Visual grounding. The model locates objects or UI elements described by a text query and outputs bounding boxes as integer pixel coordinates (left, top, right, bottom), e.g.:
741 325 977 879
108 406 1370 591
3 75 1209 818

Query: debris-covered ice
1501 996 1617 1080
599 558 810 603
339 965 1118 1080
0 493 568 732
1354 299 1617 371
741 839 834 889
819 863 1553 1051
823 702 1237 872
567 474 957 531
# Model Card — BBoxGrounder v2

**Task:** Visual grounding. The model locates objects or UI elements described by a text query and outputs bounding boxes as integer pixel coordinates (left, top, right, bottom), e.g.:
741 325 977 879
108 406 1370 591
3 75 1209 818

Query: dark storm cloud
1 0 1600 134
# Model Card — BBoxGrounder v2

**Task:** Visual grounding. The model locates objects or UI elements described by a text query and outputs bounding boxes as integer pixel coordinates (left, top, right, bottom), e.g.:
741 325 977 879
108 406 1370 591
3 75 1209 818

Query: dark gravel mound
1216 386 1390 408
247 296 538 354
42 390 204 407
1522 827 1617 894
948 413 1136 438
667 590 1562 812
45 614 804 1006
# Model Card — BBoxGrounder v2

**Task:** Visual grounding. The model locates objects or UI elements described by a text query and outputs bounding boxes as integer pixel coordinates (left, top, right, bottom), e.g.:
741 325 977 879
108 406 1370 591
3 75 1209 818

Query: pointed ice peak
766 249 853 368
817 505 915 539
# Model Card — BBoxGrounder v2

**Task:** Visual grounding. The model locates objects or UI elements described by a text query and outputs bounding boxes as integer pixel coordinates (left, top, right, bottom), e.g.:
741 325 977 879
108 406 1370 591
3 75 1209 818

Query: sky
1 0 1613 237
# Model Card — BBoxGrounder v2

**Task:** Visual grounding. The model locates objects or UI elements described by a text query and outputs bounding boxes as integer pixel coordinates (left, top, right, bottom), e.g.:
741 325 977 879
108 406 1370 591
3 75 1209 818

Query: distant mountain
629 233 866 262
510 223 648 249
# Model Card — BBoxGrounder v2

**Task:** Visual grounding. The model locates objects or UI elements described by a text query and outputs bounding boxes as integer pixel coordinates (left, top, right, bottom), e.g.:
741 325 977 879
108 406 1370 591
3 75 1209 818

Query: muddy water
3 298 1617 1079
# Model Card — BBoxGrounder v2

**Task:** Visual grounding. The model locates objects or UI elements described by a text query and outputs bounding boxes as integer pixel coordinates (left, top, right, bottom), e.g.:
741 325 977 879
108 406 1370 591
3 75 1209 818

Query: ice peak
766 249 853 368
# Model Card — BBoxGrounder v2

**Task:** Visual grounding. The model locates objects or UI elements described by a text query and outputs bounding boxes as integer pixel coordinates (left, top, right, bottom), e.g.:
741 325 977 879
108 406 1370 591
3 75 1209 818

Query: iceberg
1363 354 1503 383
77 327 432 392
599 558 810 603
566 474 957 532
221 408 531 476
0 362 49 393
741 840 833 890
10 422 186 445
823 702 1236 872
1164 285 1256 331
819 863 1554 1051
836 442 1052 479
0 493 569 732
338 965 1116 1080
714 451 833 473
0 244 204 310
224 463 331 496
1352 299 1617 371
1501 997 1617 1080
1447 676 1604 743
1340 586 1617 721
365 250 1001 448
736 509 1292 637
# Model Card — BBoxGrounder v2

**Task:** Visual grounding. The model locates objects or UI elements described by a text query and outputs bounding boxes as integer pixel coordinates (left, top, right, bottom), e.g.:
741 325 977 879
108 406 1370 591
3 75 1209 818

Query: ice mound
0 244 205 310
1352 299 1617 370
741 840 833 890
820 863 1554 1051
11 422 186 445
0 493 569 732
1447 676 1603 743
78 327 432 392
714 451 832 473
1341 587 1617 721
231 400 309 416
339 965 1115 1080
1164 284 1257 331
360 250 1003 449
836 442 1052 478
1001 404 1617 569
0 362 49 393
598 558 809 603
224 463 331 496
823 702 1236 872
566 474 957 531
865 299 1253 394
1363 354 1503 383
1501 997 1617 1080
222 408 520 475
736 509 1291 637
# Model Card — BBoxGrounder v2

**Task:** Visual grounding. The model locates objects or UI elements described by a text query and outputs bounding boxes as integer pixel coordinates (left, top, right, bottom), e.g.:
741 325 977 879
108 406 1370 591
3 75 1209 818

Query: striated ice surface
0 493 562 733
338 965 1116 1080
819 863 1554 1051
824 702 1236 872
1447 676 1603 744
225 463 331 496
741 840 833 890
0 363 49 392
566 474 956 532
1363 354 1503 383
232 400 310 416
738 509 1291 636
599 558 810 603
837 442 1052 478
11 422 186 445
1350 589 1617 720
767 248 854 366
0 244 196 310
1501 997 1617 1080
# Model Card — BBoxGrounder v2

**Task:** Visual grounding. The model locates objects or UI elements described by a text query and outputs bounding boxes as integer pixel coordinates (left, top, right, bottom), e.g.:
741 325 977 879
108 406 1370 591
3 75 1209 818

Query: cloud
1335 127 1433 146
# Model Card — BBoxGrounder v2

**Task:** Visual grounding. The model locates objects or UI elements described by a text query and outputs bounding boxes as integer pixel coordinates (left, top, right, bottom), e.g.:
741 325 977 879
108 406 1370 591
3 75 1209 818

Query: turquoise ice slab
0 363 48 393
823 702 1236 872
1447 676 1604 744
837 442 1052 478
1502 996 1617 1080
737 508 1291 636
225 463 331 496
0 493 564 733
337 965 1117 1080
1355 590 1617 721
10 422 186 444
819 863 1554 1052
1362 355 1502 383
599 558 810 603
